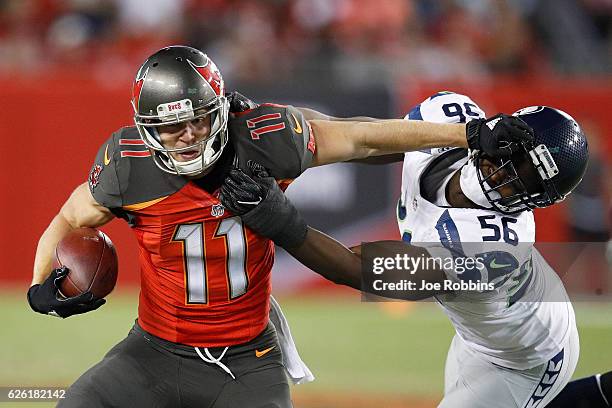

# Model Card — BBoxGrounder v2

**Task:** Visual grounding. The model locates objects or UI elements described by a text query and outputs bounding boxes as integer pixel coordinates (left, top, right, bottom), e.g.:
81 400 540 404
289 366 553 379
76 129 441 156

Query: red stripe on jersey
249 123 286 140
246 113 282 128
260 103 287 108
231 107 256 117
119 139 145 145
121 151 151 157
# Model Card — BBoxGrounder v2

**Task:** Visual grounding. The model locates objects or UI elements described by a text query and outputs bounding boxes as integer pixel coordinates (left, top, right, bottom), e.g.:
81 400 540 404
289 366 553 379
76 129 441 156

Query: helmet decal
132 66 149 111
156 98 195 121
187 58 224 96
513 106 545 116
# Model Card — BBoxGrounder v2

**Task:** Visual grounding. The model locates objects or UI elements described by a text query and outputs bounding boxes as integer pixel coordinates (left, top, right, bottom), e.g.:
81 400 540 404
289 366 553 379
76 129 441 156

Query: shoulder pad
88 128 124 208
88 127 186 209
228 104 315 179
405 91 486 124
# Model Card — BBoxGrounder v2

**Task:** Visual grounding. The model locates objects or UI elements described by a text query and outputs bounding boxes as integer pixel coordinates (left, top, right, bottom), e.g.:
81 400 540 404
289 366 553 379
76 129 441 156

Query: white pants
439 329 579 408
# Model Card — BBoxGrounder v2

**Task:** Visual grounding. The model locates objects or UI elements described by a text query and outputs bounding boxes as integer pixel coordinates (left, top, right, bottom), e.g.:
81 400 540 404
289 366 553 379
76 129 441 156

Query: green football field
1 289 611 407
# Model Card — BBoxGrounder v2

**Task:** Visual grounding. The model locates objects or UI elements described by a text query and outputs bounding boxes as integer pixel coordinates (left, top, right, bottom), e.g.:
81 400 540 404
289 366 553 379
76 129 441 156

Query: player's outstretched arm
295 106 380 123
29 183 114 318
295 107 407 164
220 163 445 300
227 93 531 168
308 114 534 167
294 107 410 164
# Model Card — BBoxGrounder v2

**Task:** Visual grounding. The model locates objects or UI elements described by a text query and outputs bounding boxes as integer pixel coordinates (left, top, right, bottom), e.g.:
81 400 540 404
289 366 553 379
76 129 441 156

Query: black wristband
466 119 483 151
27 285 42 313
241 189 308 249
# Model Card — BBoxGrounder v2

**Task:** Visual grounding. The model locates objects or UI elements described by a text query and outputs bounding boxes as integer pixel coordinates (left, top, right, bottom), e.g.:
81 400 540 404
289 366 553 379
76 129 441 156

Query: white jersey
398 92 574 370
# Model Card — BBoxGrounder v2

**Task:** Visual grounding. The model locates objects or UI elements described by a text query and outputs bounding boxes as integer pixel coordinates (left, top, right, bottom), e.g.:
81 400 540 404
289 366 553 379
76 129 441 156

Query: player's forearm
296 107 380 122
32 184 114 285
287 229 444 301
362 120 467 153
309 120 466 166
286 227 363 290
361 241 446 301
32 213 75 285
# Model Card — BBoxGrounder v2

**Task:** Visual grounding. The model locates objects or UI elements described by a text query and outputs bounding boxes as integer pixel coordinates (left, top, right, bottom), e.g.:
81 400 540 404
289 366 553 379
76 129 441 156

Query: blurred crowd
1 0 611 84
0 0 610 251
0 0 609 289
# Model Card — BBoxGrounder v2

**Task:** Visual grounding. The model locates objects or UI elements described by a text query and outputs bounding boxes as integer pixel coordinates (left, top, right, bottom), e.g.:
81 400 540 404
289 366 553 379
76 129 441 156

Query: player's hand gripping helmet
132 46 230 176
476 106 589 214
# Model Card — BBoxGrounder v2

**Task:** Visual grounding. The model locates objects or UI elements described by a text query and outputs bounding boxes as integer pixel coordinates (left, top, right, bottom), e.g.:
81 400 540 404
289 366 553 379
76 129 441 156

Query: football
52 227 118 299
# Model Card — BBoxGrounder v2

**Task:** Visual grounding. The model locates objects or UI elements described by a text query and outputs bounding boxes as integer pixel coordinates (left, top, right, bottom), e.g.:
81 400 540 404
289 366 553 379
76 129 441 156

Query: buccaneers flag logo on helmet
187 58 224 96
132 66 149 111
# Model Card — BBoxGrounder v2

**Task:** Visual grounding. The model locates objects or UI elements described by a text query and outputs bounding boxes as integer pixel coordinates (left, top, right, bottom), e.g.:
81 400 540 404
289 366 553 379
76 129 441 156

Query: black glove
466 114 534 157
226 91 258 113
27 266 106 318
219 161 308 249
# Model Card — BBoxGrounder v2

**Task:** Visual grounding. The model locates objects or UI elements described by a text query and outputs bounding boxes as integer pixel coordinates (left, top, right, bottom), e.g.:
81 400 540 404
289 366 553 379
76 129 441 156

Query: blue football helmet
476 106 589 214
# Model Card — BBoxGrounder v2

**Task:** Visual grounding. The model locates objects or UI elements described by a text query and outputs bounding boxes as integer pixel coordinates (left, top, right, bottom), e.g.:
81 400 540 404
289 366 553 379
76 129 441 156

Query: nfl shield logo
211 204 225 217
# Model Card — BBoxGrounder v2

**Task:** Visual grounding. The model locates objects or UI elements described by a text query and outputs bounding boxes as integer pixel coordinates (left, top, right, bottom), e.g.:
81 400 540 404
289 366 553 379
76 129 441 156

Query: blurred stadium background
0 0 611 407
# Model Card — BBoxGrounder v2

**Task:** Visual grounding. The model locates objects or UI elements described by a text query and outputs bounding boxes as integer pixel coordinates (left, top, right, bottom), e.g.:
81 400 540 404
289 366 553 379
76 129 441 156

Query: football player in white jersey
218 91 591 407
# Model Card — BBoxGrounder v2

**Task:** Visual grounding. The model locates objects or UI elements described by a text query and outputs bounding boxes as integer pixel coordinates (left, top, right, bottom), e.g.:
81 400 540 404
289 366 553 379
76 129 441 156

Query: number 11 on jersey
172 217 248 304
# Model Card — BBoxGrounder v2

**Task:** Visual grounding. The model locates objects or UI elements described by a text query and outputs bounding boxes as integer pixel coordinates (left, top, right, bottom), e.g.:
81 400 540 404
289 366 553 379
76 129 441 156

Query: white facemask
459 156 499 209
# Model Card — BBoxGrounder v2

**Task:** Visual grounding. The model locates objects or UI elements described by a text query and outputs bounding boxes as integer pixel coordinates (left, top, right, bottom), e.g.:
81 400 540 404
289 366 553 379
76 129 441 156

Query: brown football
52 228 118 299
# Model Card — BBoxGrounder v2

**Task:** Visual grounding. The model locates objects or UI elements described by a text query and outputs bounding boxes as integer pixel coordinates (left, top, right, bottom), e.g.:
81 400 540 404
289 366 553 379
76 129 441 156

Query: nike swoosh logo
255 346 275 358
290 113 302 134
104 145 111 165
490 259 512 269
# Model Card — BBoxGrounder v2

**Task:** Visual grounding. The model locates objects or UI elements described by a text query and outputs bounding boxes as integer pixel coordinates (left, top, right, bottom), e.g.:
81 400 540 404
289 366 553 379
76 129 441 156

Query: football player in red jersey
28 46 533 408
